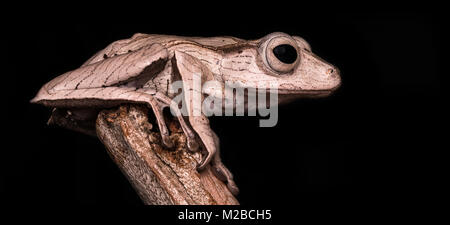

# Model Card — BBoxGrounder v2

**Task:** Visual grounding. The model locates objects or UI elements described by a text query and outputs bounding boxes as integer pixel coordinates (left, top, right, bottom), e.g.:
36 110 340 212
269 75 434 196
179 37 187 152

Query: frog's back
83 33 246 66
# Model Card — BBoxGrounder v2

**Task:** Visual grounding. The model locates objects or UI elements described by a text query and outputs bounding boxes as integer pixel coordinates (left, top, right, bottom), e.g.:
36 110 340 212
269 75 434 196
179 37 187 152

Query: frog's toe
147 95 174 149
173 113 200 152
197 151 215 171
153 93 198 151
212 161 239 195
186 135 199 152
172 113 200 152
160 132 174 149
227 180 240 196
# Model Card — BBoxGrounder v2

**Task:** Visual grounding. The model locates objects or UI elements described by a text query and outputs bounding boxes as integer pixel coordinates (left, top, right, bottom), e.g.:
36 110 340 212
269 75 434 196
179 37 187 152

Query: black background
1 2 445 219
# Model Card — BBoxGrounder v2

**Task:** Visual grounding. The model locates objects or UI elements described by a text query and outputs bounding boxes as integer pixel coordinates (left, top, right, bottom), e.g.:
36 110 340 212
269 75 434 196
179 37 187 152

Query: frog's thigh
41 87 155 105
40 87 173 147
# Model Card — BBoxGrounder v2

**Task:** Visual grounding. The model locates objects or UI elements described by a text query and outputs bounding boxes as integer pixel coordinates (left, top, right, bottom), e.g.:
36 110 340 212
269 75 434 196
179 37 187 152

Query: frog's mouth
275 90 336 105
237 87 338 100
277 83 340 96
278 89 334 96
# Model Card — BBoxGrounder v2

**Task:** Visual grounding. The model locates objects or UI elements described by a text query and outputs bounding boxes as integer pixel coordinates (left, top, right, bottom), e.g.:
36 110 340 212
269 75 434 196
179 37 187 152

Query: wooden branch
95 105 239 205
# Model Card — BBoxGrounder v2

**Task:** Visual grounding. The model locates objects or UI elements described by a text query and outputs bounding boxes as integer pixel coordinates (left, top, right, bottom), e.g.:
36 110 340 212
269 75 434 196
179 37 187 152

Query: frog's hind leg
33 86 175 149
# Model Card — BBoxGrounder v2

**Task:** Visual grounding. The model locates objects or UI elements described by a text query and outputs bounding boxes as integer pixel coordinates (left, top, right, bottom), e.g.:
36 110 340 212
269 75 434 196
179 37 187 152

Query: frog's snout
327 66 341 91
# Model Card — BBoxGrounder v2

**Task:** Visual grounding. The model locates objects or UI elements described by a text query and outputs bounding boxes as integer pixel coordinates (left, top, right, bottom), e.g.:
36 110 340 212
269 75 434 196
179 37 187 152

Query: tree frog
31 32 341 195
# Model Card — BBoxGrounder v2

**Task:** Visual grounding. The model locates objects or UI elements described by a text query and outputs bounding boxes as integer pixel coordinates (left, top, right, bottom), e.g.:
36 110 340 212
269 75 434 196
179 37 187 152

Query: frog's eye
273 44 297 64
263 35 300 74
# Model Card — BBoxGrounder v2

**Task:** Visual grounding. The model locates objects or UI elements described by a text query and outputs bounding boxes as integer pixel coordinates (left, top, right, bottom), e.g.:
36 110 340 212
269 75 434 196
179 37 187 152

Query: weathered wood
95 105 239 205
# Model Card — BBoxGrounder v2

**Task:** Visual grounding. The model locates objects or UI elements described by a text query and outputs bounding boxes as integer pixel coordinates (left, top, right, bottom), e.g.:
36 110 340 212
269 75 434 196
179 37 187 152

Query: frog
31 32 341 196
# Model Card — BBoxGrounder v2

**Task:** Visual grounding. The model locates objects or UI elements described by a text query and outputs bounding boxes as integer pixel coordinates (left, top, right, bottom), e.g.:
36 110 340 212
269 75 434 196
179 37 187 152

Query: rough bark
95 105 239 205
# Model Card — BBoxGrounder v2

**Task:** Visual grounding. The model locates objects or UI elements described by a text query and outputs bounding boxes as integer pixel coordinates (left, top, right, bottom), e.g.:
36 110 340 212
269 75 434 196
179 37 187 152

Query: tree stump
95 105 239 205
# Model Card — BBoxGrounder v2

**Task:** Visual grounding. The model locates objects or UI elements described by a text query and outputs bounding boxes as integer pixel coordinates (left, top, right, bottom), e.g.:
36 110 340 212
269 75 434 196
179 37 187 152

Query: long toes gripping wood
154 93 236 195
147 96 174 148
154 93 199 152
189 115 217 170
210 131 239 195
154 93 214 171
212 163 239 196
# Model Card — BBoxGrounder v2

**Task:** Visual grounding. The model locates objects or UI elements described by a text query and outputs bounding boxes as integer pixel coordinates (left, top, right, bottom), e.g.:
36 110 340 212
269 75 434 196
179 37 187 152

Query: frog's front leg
172 51 239 195
146 93 174 148
153 92 199 152
173 51 219 169
152 92 239 195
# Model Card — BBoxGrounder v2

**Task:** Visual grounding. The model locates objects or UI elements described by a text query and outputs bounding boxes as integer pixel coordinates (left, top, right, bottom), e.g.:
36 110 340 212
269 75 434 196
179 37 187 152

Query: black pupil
273 44 297 64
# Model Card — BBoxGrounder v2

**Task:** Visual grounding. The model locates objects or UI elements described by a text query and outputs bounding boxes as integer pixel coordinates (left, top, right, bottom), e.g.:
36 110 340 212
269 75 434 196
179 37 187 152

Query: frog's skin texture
31 32 341 195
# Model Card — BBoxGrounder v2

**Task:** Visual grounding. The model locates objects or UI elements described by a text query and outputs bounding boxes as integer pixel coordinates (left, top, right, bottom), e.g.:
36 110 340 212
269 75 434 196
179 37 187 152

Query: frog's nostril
327 67 340 78
327 68 335 76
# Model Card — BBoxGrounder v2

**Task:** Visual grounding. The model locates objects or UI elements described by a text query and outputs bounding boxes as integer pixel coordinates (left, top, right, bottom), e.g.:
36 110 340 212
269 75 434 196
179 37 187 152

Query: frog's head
218 32 341 103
